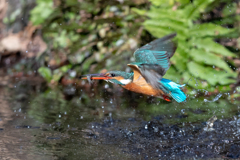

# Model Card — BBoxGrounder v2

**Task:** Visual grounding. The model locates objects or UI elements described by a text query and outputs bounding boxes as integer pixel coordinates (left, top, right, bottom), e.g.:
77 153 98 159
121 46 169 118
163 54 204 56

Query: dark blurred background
1 1 240 159
1 0 240 96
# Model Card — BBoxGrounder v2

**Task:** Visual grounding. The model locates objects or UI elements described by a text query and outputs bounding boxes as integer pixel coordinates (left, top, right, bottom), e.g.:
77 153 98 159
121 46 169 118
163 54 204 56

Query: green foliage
30 0 54 25
189 23 233 37
133 0 239 91
52 65 72 82
189 49 231 72
38 67 52 82
30 0 145 81
184 0 214 20
149 0 190 7
30 0 240 93
187 62 236 85
38 65 72 83
3 8 21 24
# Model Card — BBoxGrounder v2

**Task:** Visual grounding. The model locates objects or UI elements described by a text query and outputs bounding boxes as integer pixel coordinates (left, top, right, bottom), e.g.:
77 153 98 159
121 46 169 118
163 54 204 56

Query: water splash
203 115 217 131
204 93 222 102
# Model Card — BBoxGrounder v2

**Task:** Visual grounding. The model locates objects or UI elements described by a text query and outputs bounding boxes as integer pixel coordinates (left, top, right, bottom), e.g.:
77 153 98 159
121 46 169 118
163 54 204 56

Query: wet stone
85 117 240 159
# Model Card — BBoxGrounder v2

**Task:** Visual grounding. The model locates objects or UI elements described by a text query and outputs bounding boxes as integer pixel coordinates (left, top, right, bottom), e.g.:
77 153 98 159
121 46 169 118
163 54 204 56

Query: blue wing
129 33 177 90
134 50 170 74
133 33 177 76
136 33 177 59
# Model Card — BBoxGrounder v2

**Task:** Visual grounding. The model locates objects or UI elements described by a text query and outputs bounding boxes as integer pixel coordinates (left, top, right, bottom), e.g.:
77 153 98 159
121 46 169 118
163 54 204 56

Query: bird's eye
111 73 115 77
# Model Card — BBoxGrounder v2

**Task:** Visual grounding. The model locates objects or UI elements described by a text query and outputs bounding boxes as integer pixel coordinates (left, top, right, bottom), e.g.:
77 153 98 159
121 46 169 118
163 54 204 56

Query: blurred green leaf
144 25 173 37
3 8 21 24
149 0 168 6
222 3 237 17
131 8 146 15
52 65 72 82
170 49 188 73
30 0 54 25
187 61 236 85
147 8 186 23
148 0 191 7
38 67 52 82
182 72 213 90
60 65 72 72
139 0 238 92
189 23 234 37
144 19 187 32
189 49 232 72
187 61 216 85
184 0 214 20
164 67 182 82
191 38 237 57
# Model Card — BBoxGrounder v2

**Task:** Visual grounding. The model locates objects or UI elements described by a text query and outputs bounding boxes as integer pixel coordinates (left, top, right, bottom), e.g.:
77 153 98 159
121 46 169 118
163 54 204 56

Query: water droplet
181 109 185 114
233 116 237 121
153 127 159 132
69 71 76 77
237 119 240 126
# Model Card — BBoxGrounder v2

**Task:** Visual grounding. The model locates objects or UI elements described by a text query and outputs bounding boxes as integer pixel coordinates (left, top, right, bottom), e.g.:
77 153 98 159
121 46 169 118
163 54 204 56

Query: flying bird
81 33 186 102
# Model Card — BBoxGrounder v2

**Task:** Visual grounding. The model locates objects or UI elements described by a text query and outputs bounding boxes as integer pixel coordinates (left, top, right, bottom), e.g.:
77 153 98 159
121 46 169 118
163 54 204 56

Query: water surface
0 79 240 159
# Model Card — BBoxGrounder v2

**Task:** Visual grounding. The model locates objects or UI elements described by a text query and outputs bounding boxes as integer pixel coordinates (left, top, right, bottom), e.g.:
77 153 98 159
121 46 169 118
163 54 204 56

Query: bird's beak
80 73 111 80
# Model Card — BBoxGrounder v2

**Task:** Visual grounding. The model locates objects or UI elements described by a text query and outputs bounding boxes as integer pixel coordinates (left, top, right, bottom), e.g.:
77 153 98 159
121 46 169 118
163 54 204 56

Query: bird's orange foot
163 95 171 102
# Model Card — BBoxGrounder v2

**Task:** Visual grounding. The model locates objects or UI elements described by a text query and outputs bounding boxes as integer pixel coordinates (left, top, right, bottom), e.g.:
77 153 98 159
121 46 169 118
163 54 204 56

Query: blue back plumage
160 78 186 102
134 50 170 71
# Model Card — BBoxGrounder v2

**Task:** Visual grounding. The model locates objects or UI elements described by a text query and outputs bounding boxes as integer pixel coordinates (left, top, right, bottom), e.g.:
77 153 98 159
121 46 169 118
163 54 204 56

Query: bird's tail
160 78 186 103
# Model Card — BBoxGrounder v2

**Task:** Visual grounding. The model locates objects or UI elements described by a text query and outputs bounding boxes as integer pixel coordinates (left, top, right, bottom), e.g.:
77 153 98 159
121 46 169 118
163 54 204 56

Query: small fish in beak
80 73 110 84
86 75 93 84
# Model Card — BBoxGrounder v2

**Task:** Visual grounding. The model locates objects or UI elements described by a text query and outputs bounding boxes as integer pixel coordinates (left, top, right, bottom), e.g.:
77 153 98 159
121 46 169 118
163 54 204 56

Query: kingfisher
81 33 186 103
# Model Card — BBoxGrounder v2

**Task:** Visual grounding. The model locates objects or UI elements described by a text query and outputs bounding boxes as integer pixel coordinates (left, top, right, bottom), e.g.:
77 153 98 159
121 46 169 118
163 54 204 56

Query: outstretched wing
131 33 177 90
133 50 170 76
136 33 177 60
134 33 177 74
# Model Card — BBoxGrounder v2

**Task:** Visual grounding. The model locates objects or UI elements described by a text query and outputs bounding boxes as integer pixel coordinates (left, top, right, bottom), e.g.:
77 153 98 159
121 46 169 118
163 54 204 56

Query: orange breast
122 82 164 97
124 63 171 101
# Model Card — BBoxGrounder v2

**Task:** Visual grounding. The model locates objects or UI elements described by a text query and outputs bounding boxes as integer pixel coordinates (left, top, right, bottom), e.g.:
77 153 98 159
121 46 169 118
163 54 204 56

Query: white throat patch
119 79 132 85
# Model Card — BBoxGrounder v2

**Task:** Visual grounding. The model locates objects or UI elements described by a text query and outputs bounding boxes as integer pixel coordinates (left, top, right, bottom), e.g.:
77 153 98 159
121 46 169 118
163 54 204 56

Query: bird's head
81 71 133 85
